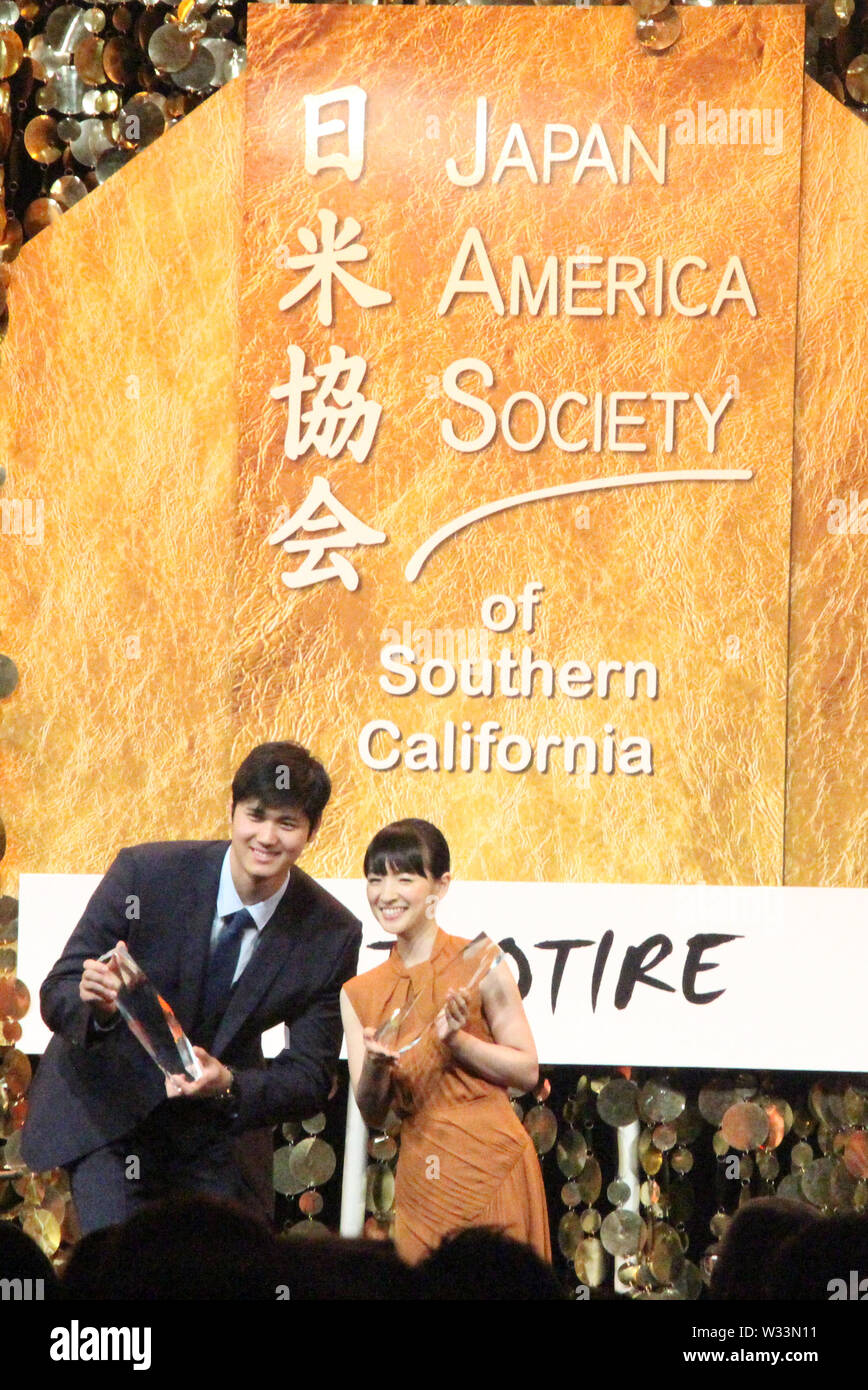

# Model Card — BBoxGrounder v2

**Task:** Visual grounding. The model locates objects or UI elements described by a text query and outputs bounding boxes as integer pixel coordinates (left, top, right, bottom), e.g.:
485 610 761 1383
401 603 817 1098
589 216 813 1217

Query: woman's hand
435 987 470 1044
362 1026 400 1068
342 992 399 1130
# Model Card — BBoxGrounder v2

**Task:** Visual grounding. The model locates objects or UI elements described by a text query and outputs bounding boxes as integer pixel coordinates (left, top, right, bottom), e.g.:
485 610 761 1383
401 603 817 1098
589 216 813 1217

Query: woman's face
365 863 446 938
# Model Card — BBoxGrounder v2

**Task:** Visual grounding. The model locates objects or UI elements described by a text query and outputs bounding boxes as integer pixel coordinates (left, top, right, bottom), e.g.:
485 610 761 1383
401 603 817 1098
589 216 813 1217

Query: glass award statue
374 932 504 1055
99 942 202 1081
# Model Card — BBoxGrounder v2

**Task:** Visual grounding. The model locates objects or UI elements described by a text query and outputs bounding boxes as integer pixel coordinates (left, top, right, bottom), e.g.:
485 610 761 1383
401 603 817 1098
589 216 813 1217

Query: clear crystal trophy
374 932 504 1055
99 942 202 1081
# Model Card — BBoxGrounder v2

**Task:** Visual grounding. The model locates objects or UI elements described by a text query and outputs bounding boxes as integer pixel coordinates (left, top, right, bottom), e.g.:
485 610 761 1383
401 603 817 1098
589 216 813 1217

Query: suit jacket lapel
211 868 306 1057
175 841 227 1034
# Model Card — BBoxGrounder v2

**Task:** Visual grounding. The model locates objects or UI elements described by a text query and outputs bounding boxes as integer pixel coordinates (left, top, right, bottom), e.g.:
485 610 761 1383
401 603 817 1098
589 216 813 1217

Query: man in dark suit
21 742 362 1234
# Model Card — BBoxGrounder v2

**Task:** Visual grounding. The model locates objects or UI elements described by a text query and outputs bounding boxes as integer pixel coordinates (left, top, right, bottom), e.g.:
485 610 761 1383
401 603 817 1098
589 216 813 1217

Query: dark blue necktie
199 908 254 1039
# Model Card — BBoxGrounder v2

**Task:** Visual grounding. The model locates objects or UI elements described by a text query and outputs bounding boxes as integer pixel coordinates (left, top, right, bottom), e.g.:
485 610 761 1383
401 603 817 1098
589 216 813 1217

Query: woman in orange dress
341 819 551 1266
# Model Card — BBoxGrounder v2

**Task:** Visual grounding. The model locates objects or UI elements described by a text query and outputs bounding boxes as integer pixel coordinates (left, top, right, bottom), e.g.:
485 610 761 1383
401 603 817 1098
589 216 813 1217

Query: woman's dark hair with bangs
364 819 450 881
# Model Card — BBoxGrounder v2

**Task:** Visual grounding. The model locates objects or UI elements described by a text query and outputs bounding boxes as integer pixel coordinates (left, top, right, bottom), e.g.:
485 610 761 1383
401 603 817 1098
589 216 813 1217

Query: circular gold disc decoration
1 1048 31 1098
576 1154 602 1205
209 10 235 38
601 1208 645 1257
640 1179 662 1212
580 1207 601 1234
119 94 167 148
801 1155 835 1208
756 1151 780 1182
51 174 88 208
0 27 22 79
636 6 682 53
830 1159 856 1211
759 1097 792 1149
74 34 106 86
639 1078 685 1125
652 1122 677 1152
24 114 63 164
574 1236 607 1288
556 1129 587 1177
597 1077 639 1127
0 978 29 1019
102 35 139 85
148 23 194 74
200 35 242 86
813 0 842 39
809 1082 845 1128
286 1219 330 1239
272 1144 306 1197
671 1146 694 1175
45 4 89 55
368 1134 397 1163
365 1164 395 1216
650 1222 684 1283
557 1210 582 1259
843 1087 867 1127
298 1190 323 1218
524 1104 557 1154
171 45 216 92
27 35 65 81
69 117 112 168
720 1101 769 1152
842 1132 868 1180
641 1145 663 1177
41 67 87 115
0 214 22 263
289 1136 336 1190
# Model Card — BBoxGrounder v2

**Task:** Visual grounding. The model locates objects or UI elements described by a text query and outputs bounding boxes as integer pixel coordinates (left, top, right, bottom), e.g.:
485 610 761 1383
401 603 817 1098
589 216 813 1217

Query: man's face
229 798 314 902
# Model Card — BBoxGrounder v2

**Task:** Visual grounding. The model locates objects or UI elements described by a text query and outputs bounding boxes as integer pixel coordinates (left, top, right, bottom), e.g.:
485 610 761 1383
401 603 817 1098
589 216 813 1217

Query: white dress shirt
212 849 291 985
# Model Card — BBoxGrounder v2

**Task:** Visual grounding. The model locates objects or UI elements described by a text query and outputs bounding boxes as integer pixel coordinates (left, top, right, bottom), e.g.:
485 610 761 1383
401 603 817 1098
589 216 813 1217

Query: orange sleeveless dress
344 929 552 1265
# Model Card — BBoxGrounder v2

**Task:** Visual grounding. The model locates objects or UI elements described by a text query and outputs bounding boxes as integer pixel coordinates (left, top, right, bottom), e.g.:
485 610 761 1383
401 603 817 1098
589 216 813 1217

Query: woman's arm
439 962 539 1094
340 989 398 1131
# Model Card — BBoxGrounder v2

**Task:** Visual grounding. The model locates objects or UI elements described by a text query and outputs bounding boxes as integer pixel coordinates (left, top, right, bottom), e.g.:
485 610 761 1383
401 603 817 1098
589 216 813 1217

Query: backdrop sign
239 5 805 889
19 875 867 1072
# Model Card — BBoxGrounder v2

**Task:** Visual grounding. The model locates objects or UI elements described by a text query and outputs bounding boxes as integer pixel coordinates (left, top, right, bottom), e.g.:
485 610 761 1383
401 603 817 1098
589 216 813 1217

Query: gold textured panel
0 82 243 890
1 20 859 902
784 81 868 888
238 6 804 885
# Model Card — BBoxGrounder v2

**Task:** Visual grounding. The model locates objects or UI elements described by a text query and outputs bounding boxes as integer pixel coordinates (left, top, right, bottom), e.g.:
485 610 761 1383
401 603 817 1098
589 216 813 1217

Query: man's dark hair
231 742 331 833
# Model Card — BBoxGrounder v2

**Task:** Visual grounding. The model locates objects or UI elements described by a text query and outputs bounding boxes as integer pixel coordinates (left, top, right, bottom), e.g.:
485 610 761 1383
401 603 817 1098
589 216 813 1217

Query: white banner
18 874 866 1072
